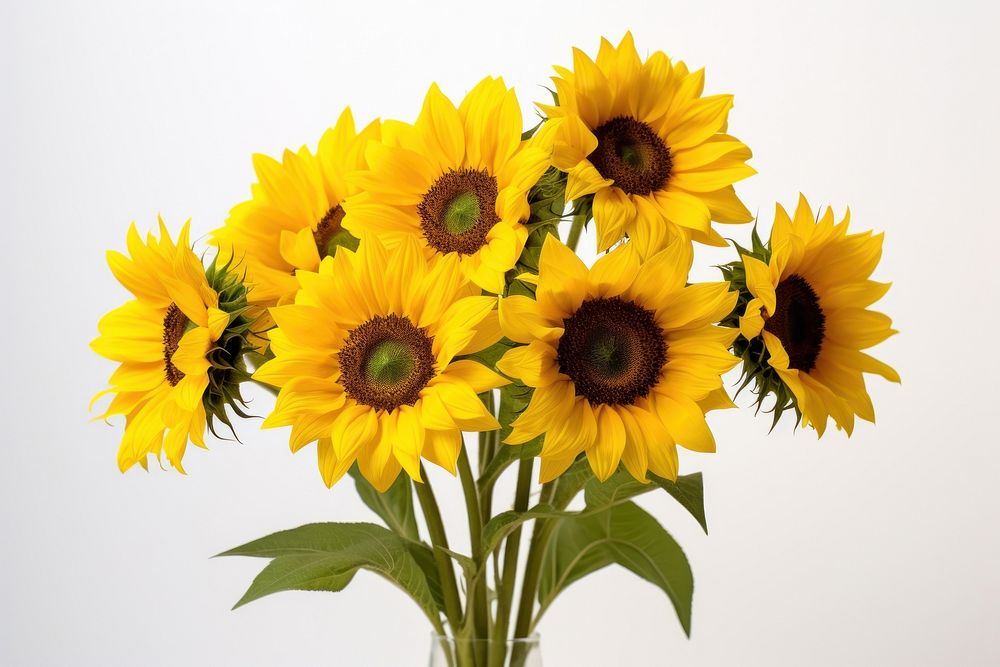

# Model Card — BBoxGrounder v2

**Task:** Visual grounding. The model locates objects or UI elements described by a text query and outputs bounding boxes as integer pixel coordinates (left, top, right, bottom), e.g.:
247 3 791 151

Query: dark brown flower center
313 205 347 258
765 275 825 372
557 297 667 405
163 303 188 386
589 116 672 196
338 314 436 411
418 168 499 255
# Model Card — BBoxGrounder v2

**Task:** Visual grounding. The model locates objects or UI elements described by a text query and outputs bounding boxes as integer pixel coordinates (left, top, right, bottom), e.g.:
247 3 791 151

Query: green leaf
584 470 708 533
481 467 706 559
218 522 443 625
536 502 694 635
348 466 420 541
435 546 478 581
481 504 564 555
652 473 708 534
228 555 358 608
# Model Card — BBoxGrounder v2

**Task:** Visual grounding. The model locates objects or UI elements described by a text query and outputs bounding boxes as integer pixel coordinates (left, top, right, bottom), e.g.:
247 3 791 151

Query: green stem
512 481 556 640
565 213 586 252
489 456 534 667
414 467 465 635
478 392 498 518
457 448 489 665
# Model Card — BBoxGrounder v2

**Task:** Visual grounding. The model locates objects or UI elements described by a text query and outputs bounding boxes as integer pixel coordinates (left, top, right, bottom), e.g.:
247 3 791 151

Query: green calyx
719 223 802 431
202 255 256 438
504 164 570 296
443 191 481 235
364 339 415 387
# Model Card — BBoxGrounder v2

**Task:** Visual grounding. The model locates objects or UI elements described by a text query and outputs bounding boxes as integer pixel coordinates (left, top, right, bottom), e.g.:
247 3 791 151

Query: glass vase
427 633 542 667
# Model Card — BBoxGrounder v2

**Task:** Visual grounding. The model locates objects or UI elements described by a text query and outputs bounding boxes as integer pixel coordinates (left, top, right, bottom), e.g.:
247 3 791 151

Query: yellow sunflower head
343 77 556 294
92 219 254 473
211 108 381 309
496 235 739 483
722 194 899 436
253 236 509 491
541 32 755 256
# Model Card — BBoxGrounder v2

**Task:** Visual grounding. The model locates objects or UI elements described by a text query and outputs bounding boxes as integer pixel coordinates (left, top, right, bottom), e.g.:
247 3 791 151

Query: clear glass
427 633 542 667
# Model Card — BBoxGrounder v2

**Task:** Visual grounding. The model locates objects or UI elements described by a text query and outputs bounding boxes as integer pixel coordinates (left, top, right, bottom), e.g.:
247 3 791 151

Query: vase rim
430 632 540 645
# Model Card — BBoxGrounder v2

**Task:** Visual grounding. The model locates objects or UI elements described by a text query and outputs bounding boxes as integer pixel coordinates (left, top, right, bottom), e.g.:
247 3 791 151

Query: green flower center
443 191 482 235
339 314 436 411
589 116 673 196
557 297 667 406
418 168 500 255
365 339 416 386
765 275 826 372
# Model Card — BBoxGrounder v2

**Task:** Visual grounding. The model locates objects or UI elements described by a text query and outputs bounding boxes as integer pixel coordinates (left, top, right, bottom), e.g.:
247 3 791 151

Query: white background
3 1 999 665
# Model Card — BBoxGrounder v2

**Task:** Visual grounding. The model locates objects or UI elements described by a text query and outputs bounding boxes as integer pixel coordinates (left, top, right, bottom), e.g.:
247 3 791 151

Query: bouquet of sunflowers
91 33 897 666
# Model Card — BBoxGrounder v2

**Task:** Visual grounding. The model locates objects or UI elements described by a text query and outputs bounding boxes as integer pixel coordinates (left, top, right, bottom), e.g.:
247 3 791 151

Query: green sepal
719 222 803 429
201 254 256 439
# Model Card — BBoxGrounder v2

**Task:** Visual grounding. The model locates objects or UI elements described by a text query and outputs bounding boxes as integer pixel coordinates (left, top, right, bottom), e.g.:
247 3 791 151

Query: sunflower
342 77 555 294
731 195 899 435
253 236 508 491
540 33 755 256
92 220 251 473
495 235 739 483
211 108 380 310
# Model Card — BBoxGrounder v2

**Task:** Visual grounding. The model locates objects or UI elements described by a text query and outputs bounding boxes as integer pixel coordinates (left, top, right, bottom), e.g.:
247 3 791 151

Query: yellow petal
587 405 626 481
592 187 635 252
206 307 230 342
537 235 588 315
538 450 580 484
418 83 465 170
627 405 678 481
629 238 693 302
656 282 736 331
550 114 598 170
496 342 561 387
430 379 499 431
434 295 499 366
742 255 776 315
358 412 403 492
393 406 426 482
654 395 716 453
280 228 321 272
444 359 510 392
588 243 640 299
540 397 596 457
459 309 503 356
498 295 563 344
655 190 711 235
422 429 463 475
565 162 612 201
506 380 575 445
664 95 733 151
171 328 211 377
700 185 753 224
739 297 765 338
